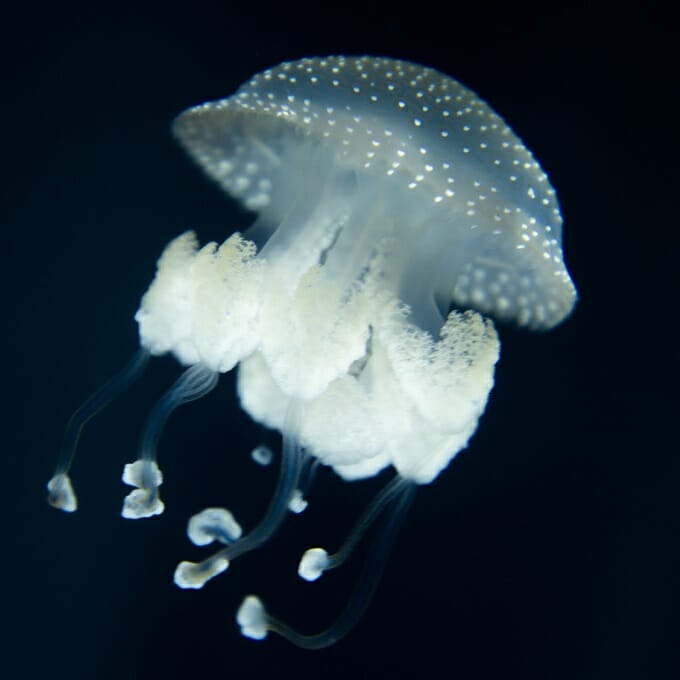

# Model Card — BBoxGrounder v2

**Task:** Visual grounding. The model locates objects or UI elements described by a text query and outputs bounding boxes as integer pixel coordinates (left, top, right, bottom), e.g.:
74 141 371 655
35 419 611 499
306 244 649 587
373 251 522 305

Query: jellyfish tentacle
121 363 218 519
174 401 304 589
173 507 244 587
238 478 416 648
298 457 320 495
46 348 150 513
298 475 408 582
288 456 319 514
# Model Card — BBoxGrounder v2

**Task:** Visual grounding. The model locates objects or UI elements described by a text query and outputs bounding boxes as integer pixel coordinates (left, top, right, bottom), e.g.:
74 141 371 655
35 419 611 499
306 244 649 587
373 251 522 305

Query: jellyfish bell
47 56 577 648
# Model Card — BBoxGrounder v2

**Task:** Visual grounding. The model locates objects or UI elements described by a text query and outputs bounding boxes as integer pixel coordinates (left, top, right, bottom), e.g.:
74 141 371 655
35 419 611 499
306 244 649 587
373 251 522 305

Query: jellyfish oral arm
135 231 265 373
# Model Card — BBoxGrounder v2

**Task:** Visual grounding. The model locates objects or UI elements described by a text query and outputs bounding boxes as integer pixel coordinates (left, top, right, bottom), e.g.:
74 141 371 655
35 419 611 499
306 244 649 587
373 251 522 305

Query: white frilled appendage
135 230 500 485
136 232 264 373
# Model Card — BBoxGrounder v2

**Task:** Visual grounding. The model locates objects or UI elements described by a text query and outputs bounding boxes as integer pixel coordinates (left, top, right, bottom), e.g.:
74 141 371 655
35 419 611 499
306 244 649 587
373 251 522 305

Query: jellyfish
47 56 577 649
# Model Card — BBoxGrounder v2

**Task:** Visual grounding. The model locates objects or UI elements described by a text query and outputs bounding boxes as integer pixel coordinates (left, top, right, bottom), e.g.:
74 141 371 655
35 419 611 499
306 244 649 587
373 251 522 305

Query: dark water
4 3 676 678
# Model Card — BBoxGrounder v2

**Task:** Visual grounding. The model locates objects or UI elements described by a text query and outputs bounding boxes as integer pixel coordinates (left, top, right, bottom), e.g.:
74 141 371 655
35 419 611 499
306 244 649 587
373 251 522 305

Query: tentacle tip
174 557 229 589
46 473 78 513
121 489 165 519
298 547 329 582
288 489 308 514
122 459 163 488
250 444 273 466
187 507 242 546
121 459 164 519
237 595 269 640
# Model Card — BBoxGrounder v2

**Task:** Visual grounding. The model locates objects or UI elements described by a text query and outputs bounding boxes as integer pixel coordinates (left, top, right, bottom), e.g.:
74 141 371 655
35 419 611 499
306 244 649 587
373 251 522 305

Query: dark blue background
4 2 676 678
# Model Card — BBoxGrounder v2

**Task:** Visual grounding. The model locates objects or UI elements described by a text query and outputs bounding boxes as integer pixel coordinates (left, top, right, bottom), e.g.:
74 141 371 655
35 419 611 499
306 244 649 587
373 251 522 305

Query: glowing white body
48 56 577 648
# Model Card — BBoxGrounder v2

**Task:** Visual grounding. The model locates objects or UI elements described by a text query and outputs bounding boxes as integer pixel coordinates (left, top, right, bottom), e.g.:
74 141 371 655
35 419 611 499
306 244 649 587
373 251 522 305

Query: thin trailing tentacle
122 363 219 519
46 349 150 513
174 401 305 588
237 478 416 648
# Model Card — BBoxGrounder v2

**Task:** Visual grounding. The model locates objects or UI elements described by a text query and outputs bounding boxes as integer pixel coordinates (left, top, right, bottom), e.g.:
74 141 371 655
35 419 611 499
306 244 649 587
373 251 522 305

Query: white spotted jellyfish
47 56 577 649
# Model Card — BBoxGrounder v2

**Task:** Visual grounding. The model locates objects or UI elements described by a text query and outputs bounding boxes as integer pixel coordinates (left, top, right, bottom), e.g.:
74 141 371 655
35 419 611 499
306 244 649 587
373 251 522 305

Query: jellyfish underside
47 56 576 649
